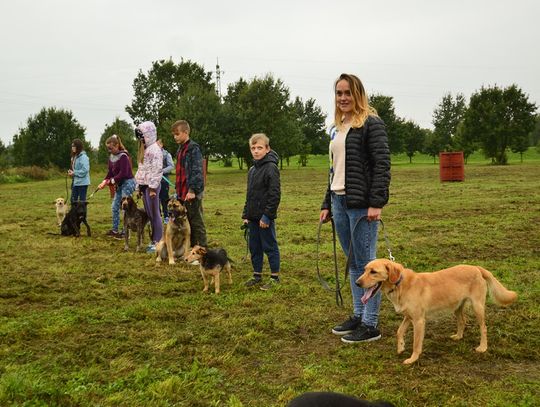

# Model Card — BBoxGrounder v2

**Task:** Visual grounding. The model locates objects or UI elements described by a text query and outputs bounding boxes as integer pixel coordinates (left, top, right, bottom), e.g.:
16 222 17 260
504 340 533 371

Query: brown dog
357 259 517 364
185 245 233 294
155 198 191 265
54 197 68 226
121 196 150 252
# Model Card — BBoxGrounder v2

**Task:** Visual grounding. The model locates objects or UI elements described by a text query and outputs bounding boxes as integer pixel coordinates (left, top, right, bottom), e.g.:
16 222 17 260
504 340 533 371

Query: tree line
2 58 539 169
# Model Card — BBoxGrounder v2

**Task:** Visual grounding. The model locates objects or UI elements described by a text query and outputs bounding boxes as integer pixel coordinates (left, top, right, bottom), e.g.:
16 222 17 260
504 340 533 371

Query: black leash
241 224 250 261
316 216 395 307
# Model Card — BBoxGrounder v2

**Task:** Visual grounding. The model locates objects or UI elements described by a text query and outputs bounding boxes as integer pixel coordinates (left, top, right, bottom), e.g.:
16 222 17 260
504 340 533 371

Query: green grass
0 155 539 406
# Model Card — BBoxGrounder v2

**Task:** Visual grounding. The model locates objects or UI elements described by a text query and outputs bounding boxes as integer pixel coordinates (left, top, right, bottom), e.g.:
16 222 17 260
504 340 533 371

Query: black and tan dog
60 201 91 237
155 198 191 265
121 196 150 252
185 245 233 294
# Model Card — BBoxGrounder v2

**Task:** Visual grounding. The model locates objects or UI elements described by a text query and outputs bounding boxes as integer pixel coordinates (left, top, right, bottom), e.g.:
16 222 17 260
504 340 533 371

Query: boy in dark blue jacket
242 133 281 290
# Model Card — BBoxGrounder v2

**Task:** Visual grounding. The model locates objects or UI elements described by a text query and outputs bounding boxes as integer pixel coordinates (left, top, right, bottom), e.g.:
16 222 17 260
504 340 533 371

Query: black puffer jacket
321 115 391 211
242 150 281 221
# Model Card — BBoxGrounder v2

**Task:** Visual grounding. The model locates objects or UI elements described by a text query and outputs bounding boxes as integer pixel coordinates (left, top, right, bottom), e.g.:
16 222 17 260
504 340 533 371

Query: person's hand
98 179 109 190
149 188 157 198
67 169 74 177
259 219 269 228
367 207 382 222
185 191 196 201
135 188 142 199
319 209 331 223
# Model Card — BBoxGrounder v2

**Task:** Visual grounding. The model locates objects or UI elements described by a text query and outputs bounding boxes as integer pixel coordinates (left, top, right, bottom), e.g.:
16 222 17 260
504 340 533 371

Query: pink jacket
135 121 163 189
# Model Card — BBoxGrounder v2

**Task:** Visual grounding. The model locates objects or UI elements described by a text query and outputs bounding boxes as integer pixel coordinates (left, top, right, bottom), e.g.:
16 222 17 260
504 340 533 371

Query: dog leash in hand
316 218 344 307
317 217 395 307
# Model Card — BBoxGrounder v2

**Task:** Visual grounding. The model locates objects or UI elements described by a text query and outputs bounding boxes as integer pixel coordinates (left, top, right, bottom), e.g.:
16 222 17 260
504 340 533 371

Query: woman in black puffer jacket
320 73 391 344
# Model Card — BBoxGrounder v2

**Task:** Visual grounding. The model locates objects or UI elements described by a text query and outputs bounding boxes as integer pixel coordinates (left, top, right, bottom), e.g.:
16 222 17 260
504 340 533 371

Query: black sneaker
260 278 280 291
331 315 363 336
245 278 262 287
341 325 381 343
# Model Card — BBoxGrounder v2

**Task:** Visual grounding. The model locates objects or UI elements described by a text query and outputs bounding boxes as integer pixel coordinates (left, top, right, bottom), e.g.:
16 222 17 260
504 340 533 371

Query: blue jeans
111 178 136 232
248 220 280 274
331 193 381 327
71 185 88 203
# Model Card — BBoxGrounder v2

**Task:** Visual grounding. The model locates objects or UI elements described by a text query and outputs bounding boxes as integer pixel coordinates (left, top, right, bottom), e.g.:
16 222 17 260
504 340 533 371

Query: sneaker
341 325 381 343
245 278 262 287
146 244 156 254
331 315 363 336
105 229 119 237
113 230 125 240
260 278 280 291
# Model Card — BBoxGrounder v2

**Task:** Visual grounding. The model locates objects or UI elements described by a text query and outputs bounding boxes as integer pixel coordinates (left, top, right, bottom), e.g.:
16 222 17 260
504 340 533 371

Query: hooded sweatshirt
134 121 163 190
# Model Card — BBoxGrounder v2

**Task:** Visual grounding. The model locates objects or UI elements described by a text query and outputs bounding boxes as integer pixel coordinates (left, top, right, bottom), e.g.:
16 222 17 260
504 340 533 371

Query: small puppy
357 259 517 364
155 198 191 265
185 245 233 294
61 201 91 237
121 196 150 252
54 197 68 226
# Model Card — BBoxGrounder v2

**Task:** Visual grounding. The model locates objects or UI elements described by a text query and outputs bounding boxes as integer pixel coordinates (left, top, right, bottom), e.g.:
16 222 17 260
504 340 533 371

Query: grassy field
0 155 539 406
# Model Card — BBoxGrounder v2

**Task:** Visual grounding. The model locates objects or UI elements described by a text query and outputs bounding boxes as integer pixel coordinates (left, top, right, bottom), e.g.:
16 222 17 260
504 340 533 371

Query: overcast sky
1 0 538 148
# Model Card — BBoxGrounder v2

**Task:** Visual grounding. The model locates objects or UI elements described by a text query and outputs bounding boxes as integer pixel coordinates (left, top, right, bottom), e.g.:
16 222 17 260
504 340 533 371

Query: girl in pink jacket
134 121 163 253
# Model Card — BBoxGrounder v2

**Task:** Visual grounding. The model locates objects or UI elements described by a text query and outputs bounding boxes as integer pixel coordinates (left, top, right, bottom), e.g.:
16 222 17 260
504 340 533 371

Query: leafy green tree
12 107 87 168
432 93 467 151
223 75 302 169
369 94 403 154
422 129 439 163
292 96 328 156
222 78 251 169
97 118 136 164
170 85 224 162
453 121 478 163
400 120 425 163
125 58 214 139
529 114 540 147
462 85 537 164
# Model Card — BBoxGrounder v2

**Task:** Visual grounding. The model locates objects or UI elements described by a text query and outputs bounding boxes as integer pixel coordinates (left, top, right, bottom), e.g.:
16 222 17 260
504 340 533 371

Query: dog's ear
386 261 402 284
199 247 207 255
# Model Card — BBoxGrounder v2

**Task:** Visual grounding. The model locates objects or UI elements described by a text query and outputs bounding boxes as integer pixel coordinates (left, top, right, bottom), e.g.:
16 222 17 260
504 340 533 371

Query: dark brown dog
61 201 91 237
357 259 518 364
155 198 191 265
185 245 233 294
121 196 150 252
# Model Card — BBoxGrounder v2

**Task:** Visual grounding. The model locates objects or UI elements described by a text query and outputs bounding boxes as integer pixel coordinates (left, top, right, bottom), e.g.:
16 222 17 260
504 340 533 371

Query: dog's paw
168 259 176 265
403 356 418 364
450 334 463 341
475 345 487 353
156 257 162 263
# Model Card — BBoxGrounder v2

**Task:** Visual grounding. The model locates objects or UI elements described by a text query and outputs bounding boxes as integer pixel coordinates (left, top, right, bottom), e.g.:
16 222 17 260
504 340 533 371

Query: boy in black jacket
242 133 281 290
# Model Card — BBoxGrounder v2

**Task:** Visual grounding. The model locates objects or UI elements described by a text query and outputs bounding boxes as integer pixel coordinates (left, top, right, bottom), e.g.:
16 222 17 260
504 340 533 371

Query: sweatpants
141 185 163 244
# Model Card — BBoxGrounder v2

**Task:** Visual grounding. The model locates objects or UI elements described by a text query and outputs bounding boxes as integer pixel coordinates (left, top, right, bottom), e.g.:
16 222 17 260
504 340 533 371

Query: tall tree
12 107 87 168
170 85 224 161
292 96 328 156
125 58 214 139
369 94 403 154
432 92 467 151
222 78 251 168
462 85 536 164
452 121 478 163
422 129 439 163
529 114 540 147
97 118 136 164
400 120 425 163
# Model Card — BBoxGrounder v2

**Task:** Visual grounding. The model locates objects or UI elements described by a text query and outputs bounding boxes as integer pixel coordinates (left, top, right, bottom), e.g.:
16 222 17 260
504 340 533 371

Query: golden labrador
357 259 517 364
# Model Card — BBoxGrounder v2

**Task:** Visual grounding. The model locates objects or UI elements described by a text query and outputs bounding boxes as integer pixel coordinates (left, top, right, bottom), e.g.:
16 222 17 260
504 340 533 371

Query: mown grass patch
0 157 539 406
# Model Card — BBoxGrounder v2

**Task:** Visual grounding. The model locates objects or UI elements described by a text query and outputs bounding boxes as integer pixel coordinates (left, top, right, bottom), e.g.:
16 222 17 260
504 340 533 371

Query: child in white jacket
134 121 163 253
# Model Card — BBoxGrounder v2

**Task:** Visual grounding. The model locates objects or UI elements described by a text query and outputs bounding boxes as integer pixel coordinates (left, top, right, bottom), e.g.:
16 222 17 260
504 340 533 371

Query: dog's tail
478 266 518 306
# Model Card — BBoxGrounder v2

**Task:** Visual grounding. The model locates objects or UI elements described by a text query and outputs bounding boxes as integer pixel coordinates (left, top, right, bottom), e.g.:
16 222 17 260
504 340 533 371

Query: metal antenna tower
215 58 223 101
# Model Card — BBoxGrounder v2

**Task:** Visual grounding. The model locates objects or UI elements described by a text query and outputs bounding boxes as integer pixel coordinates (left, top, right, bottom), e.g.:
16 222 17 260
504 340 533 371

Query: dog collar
388 274 403 294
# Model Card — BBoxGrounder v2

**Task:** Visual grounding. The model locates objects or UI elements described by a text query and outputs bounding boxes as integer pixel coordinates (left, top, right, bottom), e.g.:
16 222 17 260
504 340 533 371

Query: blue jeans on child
248 220 280 274
111 178 136 232
71 185 88 203
331 193 381 327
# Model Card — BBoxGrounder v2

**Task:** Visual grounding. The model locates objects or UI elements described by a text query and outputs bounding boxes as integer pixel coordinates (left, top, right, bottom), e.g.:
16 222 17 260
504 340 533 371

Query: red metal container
439 152 464 182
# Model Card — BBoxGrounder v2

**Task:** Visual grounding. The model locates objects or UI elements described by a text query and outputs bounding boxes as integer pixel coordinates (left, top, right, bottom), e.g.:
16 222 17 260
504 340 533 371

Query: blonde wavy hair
334 73 377 130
